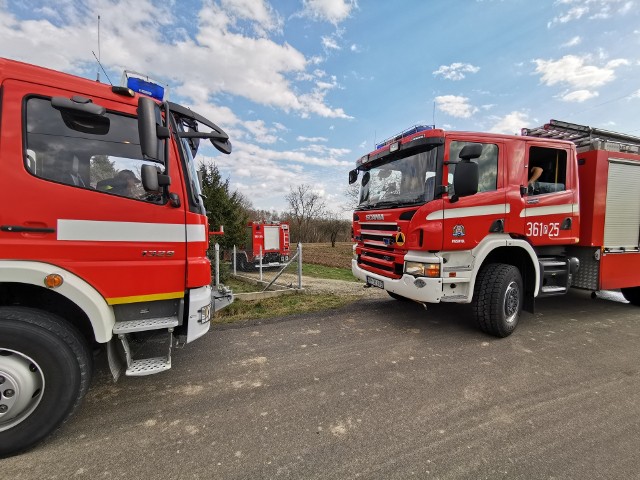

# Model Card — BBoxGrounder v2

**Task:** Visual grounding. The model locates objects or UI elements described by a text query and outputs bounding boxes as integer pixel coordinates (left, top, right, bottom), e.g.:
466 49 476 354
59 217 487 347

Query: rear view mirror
138 97 168 161
349 169 358 184
452 161 479 201
458 143 483 160
52 96 110 135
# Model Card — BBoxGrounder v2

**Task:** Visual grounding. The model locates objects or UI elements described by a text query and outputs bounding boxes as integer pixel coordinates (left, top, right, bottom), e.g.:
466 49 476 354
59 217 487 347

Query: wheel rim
0 349 45 432
503 281 520 324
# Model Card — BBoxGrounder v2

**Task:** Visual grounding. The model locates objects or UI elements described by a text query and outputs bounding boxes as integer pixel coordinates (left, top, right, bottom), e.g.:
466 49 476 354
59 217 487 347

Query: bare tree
285 184 326 242
343 182 360 212
322 212 350 247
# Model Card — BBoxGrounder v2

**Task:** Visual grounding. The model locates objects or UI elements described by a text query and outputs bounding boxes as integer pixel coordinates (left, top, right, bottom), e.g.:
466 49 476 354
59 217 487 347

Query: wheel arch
0 261 114 343
469 235 540 302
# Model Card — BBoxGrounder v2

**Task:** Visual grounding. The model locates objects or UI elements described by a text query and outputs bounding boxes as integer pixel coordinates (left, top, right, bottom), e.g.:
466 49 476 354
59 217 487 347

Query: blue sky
2 0 640 215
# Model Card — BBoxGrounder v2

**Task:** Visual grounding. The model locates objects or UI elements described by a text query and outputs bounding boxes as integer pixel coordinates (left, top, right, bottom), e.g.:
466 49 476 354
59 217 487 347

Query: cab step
112 316 179 334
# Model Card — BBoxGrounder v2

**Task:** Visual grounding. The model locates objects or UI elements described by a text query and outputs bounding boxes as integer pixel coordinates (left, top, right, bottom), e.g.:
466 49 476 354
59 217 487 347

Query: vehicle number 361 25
526 221 560 238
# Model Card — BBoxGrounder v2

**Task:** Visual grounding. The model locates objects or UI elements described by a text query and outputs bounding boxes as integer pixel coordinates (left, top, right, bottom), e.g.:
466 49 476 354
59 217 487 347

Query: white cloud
489 112 529 135
533 55 628 89
220 0 282 35
299 0 358 25
433 62 480 81
298 136 329 142
562 36 582 47
0 0 350 120
435 95 478 118
322 35 341 50
548 0 635 27
561 90 599 102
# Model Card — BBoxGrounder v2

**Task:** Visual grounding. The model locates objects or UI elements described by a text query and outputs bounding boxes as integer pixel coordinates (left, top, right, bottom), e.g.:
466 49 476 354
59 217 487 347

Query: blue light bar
121 70 168 102
127 77 164 101
375 124 435 150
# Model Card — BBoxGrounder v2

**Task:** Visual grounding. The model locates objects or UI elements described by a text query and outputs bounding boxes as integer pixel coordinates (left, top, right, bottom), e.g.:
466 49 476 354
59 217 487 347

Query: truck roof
0 56 138 107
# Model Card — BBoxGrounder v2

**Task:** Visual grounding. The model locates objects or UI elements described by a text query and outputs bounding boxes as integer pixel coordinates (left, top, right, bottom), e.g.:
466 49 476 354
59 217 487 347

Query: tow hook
363 283 371 288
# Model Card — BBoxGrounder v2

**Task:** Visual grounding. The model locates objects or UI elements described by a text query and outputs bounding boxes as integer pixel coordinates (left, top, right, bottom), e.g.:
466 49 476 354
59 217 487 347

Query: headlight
405 261 440 278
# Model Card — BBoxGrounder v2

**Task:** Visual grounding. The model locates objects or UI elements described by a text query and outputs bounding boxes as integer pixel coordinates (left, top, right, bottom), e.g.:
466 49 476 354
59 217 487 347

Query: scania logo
365 214 385 220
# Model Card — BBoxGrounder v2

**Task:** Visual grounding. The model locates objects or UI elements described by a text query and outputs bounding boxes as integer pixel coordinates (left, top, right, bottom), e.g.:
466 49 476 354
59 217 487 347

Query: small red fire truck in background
0 58 233 456
350 120 640 337
235 221 291 271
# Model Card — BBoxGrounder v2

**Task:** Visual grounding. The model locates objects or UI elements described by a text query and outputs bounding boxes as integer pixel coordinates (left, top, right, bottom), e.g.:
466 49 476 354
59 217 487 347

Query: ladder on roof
521 119 640 152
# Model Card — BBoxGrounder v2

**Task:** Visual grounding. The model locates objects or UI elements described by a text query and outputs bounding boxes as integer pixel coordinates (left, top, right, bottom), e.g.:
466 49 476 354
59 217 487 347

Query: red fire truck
350 120 640 338
235 221 291 271
0 58 233 456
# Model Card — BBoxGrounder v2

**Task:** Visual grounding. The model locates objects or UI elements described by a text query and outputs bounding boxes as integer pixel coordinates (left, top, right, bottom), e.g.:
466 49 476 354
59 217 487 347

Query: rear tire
472 264 523 338
0 307 92 457
621 287 640 306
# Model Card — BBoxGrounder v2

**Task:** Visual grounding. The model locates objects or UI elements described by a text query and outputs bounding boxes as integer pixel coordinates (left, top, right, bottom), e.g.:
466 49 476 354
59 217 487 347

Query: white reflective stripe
520 203 578 217
58 220 205 242
426 203 509 220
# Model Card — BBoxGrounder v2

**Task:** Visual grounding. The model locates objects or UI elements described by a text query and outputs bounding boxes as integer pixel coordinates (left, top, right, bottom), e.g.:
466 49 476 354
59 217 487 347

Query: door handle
1 225 56 233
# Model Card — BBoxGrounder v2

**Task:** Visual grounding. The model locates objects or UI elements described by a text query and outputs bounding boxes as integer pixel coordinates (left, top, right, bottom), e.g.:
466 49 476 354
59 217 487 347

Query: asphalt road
4 289 640 479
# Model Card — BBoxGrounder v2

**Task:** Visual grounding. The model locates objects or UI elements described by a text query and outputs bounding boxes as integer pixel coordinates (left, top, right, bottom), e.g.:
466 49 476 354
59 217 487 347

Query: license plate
366 276 384 289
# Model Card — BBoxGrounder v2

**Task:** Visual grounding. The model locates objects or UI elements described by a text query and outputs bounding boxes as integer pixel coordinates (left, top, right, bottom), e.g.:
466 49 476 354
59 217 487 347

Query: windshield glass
357 147 439 209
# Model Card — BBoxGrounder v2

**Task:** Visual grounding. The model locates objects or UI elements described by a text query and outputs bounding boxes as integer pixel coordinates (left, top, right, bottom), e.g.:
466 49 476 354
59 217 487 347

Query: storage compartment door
604 159 640 250
263 226 280 250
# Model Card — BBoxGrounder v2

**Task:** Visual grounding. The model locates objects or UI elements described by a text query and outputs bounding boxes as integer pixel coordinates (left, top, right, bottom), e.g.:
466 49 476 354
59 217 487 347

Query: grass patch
301 264 357 282
213 293 358 323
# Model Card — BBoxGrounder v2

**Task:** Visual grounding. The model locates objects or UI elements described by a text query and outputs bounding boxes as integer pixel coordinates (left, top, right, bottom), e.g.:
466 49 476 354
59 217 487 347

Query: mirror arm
176 131 228 141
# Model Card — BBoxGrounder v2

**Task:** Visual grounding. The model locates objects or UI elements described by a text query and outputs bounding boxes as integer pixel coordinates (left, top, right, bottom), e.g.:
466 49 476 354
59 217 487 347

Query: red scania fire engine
350 121 640 337
0 57 233 456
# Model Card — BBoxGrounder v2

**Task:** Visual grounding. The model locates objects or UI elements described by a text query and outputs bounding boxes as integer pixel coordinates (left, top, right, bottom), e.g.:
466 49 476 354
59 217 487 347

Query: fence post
259 245 263 282
233 245 237 275
297 242 303 290
214 243 220 287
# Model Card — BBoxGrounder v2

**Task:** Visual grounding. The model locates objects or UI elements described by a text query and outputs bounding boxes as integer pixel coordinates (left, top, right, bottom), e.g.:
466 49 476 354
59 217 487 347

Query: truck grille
357 222 404 278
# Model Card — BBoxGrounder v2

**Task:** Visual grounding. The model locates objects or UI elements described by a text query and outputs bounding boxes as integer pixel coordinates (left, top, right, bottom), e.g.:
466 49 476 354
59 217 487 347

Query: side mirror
141 164 171 192
138 97 168 161
452 160 479 201
348 169 358 184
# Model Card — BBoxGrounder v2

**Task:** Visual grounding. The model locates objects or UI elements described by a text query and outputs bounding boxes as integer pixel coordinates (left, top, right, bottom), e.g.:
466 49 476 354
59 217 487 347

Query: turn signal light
44 273 63 288
405 261 440 278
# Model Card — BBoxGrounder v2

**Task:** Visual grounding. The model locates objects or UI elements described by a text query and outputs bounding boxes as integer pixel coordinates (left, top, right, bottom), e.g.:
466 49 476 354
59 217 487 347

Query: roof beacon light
121 70 168 102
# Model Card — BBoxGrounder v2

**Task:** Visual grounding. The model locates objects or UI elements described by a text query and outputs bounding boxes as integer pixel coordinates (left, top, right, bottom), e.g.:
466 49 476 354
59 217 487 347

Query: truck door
443 139 506 251
523 144 578 246
0 80 188 305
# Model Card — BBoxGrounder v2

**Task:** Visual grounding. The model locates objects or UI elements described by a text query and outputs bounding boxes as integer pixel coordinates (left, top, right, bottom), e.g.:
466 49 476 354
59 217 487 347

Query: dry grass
302 242 354 269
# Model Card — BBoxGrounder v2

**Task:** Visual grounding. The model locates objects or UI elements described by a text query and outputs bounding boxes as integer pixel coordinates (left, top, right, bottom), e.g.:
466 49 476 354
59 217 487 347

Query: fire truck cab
350 121 640 338
0 58 233 456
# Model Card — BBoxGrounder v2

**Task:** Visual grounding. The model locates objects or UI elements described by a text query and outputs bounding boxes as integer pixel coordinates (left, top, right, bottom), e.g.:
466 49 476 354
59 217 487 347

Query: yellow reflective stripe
106 291 184 305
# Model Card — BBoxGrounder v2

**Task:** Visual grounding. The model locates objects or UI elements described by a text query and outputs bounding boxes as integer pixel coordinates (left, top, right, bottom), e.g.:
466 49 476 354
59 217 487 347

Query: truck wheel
0 307 92 457
621 287 640 306
387 292 409 301
472 264 523 338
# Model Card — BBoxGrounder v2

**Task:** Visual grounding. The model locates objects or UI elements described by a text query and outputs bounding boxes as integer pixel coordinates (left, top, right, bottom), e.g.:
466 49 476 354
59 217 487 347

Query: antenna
96 15 100 82
92 50 113 85
432 100 436 126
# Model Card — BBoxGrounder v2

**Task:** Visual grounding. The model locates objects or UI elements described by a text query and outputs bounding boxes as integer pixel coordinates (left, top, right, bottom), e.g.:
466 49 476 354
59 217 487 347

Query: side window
527 146 567 195
448 141 499 196
24 97 164 203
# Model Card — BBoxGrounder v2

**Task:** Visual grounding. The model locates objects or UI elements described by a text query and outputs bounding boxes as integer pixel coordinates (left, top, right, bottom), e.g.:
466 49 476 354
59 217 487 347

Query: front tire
0 307 92 457
472 264 523 338
621 286 640 306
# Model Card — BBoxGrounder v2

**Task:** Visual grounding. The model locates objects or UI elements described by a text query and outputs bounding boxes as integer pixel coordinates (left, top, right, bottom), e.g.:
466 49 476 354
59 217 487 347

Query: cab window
527 146 567 195
24 96 164 203
448 141 499 196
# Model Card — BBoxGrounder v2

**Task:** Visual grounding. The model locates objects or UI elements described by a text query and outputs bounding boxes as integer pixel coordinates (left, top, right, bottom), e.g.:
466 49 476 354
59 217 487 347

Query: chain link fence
211 243 304 296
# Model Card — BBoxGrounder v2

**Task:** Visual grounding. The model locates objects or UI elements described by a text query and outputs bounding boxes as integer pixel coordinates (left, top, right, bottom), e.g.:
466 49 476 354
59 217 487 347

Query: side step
111 316 179 377
537 257 579 297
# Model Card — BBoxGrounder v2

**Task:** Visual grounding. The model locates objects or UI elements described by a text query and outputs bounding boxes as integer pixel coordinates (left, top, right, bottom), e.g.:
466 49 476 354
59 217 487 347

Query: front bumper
352 259 444 303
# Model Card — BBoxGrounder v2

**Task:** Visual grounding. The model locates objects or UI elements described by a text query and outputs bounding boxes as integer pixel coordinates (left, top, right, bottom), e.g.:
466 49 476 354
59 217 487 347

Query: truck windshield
357 146 439 209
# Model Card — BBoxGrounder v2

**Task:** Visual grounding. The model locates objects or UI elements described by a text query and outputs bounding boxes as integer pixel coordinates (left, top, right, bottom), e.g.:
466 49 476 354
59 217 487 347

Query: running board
118 330 173 377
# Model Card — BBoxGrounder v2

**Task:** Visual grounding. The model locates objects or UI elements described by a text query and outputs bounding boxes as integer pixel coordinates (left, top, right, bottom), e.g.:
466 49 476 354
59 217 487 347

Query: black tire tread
0 307 92 457
621 286 640 306
472 263 521 338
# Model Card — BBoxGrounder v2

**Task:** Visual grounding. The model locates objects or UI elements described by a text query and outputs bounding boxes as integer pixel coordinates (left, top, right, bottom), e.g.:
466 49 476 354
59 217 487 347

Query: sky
2 0 640 216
